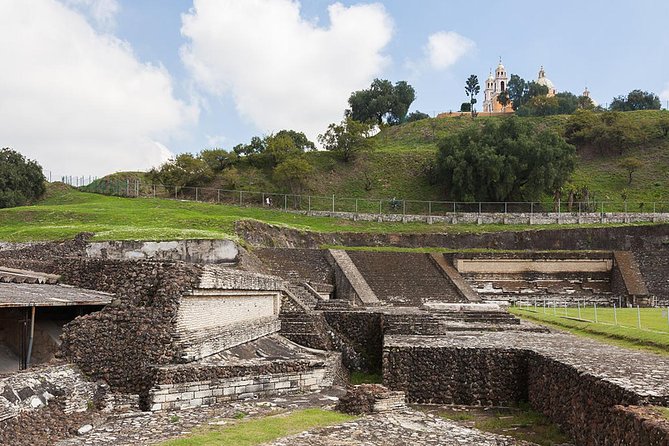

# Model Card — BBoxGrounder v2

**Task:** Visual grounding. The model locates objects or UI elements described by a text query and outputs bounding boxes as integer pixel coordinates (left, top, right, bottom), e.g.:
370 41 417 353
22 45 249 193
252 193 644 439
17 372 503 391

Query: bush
435 118 575 202
0 148 46 208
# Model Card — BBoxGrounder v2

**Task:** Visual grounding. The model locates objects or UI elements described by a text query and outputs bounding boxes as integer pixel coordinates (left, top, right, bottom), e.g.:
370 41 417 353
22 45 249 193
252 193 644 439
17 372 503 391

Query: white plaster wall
454 259 612 274
176 294 278 332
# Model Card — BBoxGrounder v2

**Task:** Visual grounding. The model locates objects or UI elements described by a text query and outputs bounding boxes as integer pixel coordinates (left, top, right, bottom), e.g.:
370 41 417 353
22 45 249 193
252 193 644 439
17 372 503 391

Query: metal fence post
308 195 311 212
217 189 220 204
637 305 641 329
284 194 288 211
175 186 177 199
332 194 335 213
195 187 199 202
428 201 432 216
355 198 358 214
153 184 156 199
403 200 406 215
239 190 243 206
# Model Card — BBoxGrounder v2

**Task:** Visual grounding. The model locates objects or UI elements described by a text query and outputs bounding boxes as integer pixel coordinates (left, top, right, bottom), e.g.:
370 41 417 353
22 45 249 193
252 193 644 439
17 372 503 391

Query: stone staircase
255 248 333 284
316 299 353 311
346 252 466 306
278 311 332 351
286 283 320 311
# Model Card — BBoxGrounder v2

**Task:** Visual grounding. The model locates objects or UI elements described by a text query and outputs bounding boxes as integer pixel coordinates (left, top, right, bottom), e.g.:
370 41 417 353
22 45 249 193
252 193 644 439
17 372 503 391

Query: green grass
510 307 669 354
159 409 355 446
437 403 569 446
349 371 382 385
3 186 649 242
656 407 669 420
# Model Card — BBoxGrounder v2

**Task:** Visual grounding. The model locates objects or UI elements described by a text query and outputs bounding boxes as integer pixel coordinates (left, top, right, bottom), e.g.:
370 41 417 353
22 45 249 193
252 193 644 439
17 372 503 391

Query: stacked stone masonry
384 331 669 446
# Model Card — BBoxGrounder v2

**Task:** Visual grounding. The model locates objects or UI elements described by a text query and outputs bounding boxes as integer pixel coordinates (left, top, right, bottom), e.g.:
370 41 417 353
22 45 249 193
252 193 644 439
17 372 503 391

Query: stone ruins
0 224 668 445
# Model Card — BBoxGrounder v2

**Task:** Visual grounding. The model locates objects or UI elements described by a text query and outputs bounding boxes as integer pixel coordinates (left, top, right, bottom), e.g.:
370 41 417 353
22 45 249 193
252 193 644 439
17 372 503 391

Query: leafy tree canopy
0 148 46 208
348 79 416 125
435 118 575 202
273 157 314 194
232 130 315 168
406 110 430 123
318 117 374 162
610 89 661 111
506 74 549 110
149 153 214 188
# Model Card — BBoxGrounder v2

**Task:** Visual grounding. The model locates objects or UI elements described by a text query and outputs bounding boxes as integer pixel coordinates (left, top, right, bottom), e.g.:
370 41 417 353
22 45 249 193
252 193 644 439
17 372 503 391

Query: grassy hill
88 110 669 207
0 185 552 242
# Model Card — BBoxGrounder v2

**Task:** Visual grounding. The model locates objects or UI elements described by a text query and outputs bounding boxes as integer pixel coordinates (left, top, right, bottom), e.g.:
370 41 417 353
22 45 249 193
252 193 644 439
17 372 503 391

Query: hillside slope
89 110 669 205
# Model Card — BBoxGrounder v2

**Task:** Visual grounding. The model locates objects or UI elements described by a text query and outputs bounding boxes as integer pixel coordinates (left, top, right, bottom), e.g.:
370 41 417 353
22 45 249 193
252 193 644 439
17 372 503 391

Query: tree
406 110 430 122
435 118 575 202
0 148 46 208
274 130 316 152
265 133 301 167
273 157 314 194
610 90 661 111
496 90 510 112
199 149 238 172
619 157 643 185
318 117 374 162
507 74 526 110
464 75 480 117
149 153 213 189
459 102 471 112
348 79 416 125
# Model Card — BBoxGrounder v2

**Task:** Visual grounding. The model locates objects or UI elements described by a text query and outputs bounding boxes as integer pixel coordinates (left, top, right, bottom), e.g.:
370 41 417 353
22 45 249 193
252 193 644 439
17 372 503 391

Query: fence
82 179 669 219
515 302 669 333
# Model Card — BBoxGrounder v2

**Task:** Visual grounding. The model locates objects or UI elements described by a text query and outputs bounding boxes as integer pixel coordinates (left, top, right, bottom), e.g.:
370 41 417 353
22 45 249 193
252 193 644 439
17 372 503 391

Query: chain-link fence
82 179 669 217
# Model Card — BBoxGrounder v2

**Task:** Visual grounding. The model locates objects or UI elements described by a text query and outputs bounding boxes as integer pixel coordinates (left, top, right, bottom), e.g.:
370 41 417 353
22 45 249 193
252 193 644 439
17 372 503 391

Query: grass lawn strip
0 187 658 242
510 308 669 355
159 408 355 446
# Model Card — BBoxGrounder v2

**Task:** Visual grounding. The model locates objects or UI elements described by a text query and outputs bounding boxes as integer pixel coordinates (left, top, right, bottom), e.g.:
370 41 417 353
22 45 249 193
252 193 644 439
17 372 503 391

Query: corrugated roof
0 267 60 284
0 283 112 307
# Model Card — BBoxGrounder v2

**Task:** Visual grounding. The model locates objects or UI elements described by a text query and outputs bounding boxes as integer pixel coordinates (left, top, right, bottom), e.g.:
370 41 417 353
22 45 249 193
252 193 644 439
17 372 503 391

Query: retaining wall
383 335 669 446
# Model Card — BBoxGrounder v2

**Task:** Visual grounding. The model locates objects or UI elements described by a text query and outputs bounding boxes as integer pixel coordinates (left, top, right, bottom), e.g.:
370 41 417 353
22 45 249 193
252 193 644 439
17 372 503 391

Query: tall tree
506 74 526 110
348 79 416 125
464 75 480 117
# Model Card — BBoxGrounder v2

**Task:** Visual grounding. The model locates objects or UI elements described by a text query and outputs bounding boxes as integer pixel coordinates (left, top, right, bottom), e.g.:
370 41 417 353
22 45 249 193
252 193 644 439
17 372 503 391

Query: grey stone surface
266 409 529 446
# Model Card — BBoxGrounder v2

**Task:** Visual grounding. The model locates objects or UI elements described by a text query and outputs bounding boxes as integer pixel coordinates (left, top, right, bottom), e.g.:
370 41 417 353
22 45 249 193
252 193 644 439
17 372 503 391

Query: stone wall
148 358 336 411
382 335 669 446
323 311 384 374
254 248 334 284
383 346 527 405
0 364 101 445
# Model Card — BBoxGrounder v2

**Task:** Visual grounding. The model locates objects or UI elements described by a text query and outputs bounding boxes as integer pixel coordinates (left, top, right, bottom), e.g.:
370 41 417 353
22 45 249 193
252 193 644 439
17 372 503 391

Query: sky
1 0 669 179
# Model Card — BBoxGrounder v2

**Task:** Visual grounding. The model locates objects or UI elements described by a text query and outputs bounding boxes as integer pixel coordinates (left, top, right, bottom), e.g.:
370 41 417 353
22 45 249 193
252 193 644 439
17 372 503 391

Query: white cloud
0 0 197 177
425 31 475 70
180 0 393 142
64 0 119 30
660 83 669 105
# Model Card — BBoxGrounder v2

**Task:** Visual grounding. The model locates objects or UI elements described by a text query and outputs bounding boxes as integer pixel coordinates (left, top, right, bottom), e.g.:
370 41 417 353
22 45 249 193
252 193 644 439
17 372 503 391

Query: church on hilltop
482 60 557 113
